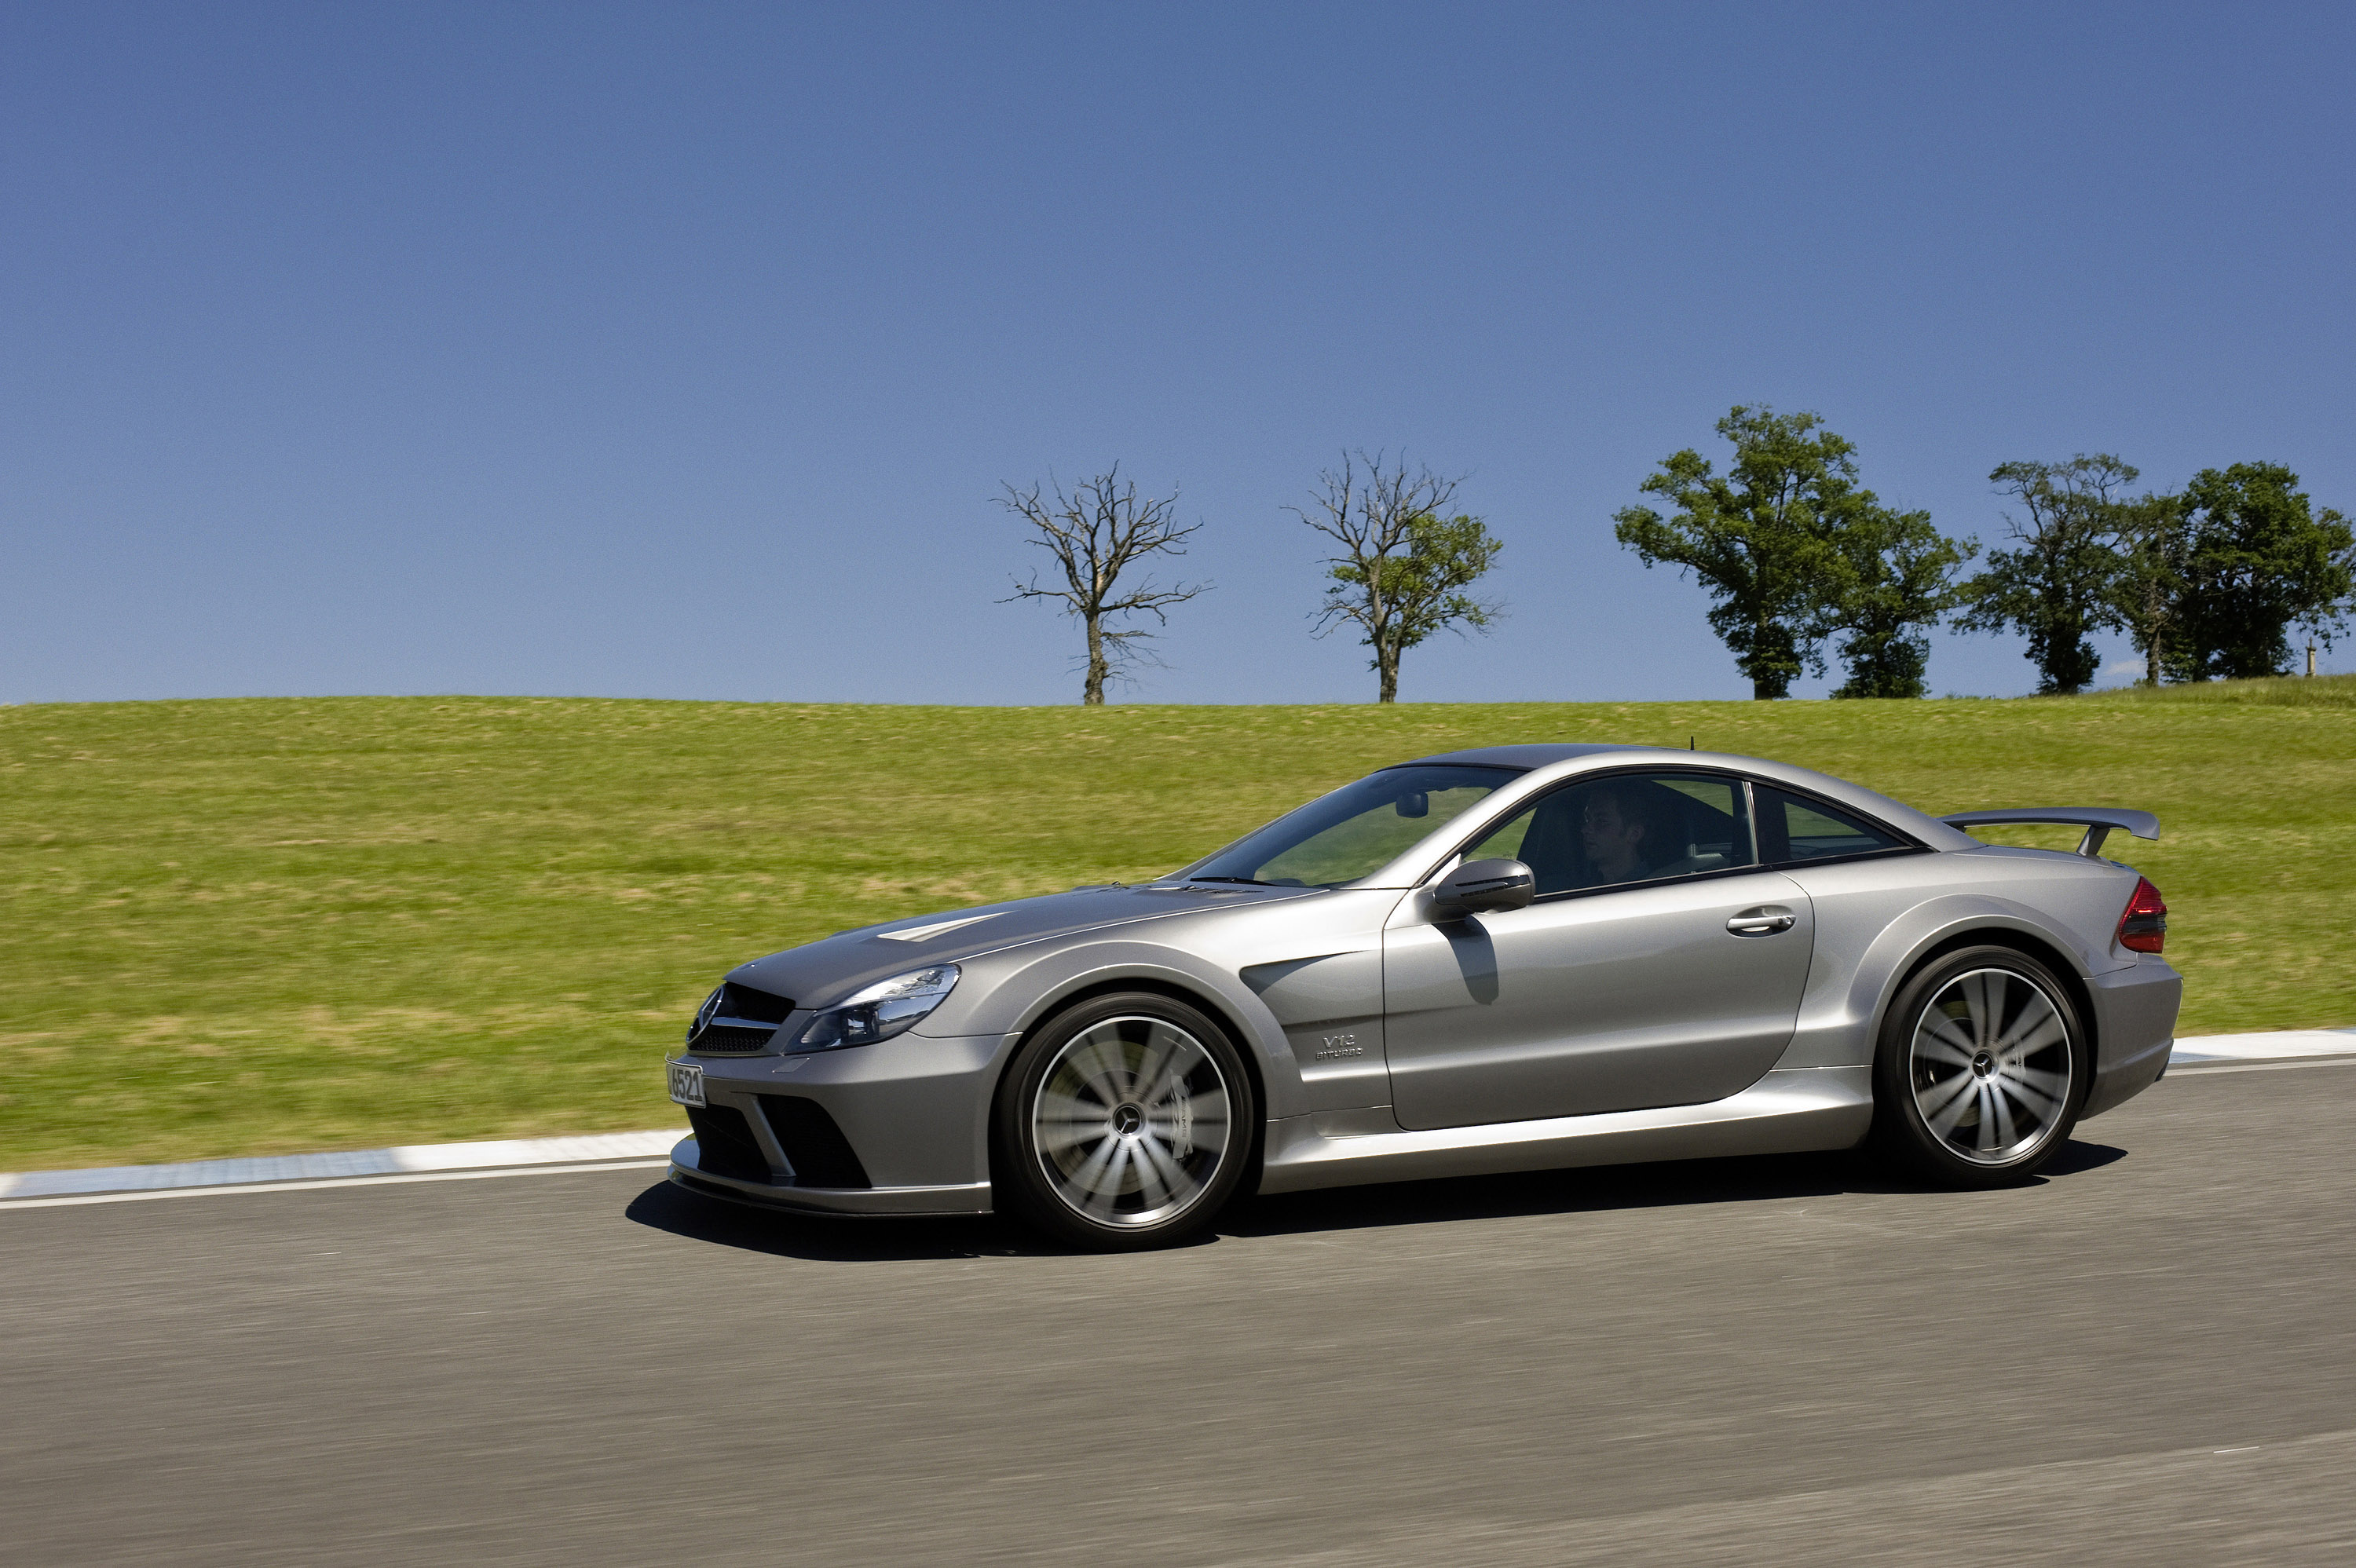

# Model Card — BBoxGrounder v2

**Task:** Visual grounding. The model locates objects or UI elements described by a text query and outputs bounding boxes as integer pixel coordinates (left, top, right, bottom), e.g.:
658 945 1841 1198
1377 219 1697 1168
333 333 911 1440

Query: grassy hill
5 678 2352 1170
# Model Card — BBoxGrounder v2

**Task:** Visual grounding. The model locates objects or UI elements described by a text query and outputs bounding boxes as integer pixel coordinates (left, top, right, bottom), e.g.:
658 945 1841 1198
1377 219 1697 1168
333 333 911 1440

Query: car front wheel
1871 946 2091 1186
993 992 1254 1250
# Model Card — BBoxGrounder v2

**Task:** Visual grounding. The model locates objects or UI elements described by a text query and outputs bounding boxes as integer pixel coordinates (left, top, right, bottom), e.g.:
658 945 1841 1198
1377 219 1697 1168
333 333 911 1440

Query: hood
728 881 1316 1012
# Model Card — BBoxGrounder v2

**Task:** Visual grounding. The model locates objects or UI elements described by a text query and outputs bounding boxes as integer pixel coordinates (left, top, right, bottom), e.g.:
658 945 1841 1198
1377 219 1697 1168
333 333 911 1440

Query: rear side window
1754 785 1908 864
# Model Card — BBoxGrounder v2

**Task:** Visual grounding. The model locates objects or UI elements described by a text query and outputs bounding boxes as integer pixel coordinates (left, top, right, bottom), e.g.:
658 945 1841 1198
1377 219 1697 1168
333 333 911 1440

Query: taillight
2117 877 2167 955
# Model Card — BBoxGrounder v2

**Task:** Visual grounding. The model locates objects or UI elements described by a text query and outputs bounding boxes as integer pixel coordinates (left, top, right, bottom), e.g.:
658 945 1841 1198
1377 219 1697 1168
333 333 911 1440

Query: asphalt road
7 1063 2355 1567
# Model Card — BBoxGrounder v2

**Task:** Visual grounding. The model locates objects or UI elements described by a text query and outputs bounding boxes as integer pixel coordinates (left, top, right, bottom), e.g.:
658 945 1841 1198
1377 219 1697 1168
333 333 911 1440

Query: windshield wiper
1185 875 1271 886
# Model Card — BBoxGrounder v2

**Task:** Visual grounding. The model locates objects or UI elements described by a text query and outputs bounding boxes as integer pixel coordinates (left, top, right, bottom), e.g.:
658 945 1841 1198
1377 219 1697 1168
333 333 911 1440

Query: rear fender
1776 894 2103 1072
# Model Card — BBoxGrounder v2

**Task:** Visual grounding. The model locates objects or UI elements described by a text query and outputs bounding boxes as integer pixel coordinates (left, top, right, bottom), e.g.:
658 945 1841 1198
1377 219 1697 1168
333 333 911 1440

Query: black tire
1870 945 2091 1186
992 992 1256 1251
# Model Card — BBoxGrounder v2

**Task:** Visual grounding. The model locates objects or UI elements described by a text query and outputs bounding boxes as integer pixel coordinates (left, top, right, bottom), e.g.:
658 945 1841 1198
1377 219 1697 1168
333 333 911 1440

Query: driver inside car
1579 785 1663 886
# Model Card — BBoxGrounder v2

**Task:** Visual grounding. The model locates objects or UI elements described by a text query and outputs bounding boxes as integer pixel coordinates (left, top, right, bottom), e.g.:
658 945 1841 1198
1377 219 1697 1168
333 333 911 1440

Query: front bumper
671 1146 991 1215
664 1030 1009 1215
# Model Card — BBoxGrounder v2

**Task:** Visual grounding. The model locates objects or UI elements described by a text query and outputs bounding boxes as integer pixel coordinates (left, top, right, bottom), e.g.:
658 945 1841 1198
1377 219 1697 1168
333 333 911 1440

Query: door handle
1727 907 1796 936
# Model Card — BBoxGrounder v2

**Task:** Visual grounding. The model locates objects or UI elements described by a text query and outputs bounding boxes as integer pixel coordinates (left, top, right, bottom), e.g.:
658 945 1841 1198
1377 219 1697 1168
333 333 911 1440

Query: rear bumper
2081 957 2182 1120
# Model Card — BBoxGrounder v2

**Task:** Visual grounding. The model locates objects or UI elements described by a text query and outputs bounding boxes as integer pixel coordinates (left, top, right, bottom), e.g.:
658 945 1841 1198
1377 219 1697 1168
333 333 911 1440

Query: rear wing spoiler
1938 808 2160 859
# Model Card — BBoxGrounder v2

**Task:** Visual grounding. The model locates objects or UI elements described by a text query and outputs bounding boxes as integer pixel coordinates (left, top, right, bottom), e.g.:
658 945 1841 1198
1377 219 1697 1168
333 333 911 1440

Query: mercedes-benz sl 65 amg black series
664 744 2179 1249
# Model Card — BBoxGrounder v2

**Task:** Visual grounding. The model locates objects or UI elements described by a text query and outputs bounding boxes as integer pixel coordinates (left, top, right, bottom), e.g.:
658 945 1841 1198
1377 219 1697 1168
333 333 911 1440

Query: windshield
1180 765 1523 888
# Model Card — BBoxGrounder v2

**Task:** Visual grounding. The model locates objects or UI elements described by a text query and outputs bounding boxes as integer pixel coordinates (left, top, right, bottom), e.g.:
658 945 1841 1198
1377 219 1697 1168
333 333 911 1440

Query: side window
1753 784 1908 864
1462 773 1754 895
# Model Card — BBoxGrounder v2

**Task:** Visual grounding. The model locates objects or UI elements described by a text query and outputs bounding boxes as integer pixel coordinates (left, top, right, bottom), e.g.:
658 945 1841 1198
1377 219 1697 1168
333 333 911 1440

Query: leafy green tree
2108 491 2191 686
2168 463 2355 680
1826 506 1974 699
1954 455 2136 695
1295 452 1503 703
1616 406 1899 700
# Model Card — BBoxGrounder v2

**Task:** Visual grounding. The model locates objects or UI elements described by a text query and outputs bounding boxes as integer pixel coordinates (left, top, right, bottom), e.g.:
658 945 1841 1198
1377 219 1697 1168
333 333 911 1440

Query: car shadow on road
1224 1139 2129 1240
624 1142 2129 1263
622 1179 1063 1261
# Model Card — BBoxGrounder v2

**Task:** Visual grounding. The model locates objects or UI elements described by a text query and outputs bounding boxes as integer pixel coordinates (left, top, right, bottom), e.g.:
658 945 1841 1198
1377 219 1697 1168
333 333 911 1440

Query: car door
1381 770 1816 1131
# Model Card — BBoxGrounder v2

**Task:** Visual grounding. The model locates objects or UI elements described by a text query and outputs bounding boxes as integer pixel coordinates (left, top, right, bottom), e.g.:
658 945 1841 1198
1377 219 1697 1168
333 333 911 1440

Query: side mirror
1431 857 1535 916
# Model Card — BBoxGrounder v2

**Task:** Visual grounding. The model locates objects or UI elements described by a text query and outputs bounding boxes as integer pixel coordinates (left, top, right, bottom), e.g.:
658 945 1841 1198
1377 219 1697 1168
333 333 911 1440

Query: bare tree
998 466 1209 704
1293 451 1503 702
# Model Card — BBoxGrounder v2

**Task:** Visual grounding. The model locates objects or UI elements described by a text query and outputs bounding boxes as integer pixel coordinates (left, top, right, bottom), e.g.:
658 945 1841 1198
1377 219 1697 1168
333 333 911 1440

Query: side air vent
759 1096 873 1190
684 1105 772 1183
685 981 796 1053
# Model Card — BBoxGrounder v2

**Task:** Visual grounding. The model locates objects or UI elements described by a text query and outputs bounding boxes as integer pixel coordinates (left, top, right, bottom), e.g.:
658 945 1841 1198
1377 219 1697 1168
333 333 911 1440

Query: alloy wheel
1908 967 2075 1165
1030 1014 1232 1228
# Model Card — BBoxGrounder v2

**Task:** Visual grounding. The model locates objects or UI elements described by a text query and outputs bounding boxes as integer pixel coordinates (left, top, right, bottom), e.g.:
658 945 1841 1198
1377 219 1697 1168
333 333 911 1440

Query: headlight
793 965 960 1051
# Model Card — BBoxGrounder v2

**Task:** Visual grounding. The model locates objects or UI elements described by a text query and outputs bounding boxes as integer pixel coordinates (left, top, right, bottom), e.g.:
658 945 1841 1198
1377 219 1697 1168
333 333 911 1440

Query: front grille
715 982 795 1024
688 1023 777 1053
759 1096 872 1189
685 981 796 1053
684 1105 772 1183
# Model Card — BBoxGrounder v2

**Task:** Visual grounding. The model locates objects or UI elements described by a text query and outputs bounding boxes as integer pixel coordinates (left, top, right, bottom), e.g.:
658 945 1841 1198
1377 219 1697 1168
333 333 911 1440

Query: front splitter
669 1140 992 1215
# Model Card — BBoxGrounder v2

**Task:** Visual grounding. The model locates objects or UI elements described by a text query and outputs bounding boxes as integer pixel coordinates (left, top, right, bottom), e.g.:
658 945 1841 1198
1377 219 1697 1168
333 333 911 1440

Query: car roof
1396 743 1641 769
1381 741 1979 858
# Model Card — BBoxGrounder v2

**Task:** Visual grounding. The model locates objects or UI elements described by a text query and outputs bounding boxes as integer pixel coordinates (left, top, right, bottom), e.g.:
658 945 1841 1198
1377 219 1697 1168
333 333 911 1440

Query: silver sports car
665 744 2180 1248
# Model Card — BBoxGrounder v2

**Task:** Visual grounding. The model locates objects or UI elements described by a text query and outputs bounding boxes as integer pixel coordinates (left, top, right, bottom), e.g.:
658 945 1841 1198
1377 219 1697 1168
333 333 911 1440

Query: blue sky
5 2 2351 706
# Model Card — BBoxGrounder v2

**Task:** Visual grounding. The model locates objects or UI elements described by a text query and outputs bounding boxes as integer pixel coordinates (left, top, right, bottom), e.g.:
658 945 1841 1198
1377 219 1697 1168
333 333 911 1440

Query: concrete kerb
2160 1028 2356 1065
0 1130 684 1203
5 1029 2354 1204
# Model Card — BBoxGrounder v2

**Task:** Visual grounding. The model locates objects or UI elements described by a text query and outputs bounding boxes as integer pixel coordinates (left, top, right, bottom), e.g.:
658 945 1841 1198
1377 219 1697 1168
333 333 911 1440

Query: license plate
667 1060 706 1108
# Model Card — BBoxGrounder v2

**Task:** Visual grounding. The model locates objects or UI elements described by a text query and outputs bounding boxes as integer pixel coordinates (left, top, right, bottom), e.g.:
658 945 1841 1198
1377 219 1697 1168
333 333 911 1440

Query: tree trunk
1083 614 1107 705
1377 641 1399 704
1749 612 1784 699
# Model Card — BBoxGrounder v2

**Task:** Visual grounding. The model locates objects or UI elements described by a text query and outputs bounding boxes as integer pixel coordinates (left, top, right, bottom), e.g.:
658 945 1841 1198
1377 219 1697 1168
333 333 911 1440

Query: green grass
4 683 2351 1170
2085 671 2356 707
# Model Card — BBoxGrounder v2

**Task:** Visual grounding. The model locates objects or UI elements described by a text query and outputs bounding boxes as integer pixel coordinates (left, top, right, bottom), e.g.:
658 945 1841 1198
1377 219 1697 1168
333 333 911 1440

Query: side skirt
1256 1067 1874 1195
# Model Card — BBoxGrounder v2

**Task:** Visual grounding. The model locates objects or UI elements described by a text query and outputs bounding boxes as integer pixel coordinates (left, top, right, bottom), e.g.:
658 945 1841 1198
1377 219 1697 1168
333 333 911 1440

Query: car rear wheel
993 992 1254 1251
1871 946 2090 1186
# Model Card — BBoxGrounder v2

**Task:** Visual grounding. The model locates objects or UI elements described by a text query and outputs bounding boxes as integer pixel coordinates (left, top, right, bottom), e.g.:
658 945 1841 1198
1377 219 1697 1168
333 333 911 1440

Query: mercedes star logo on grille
688 985 726 1043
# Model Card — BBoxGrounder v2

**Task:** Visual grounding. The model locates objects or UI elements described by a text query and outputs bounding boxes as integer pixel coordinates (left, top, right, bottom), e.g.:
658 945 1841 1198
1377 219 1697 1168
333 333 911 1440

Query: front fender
917 938 1315 1121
